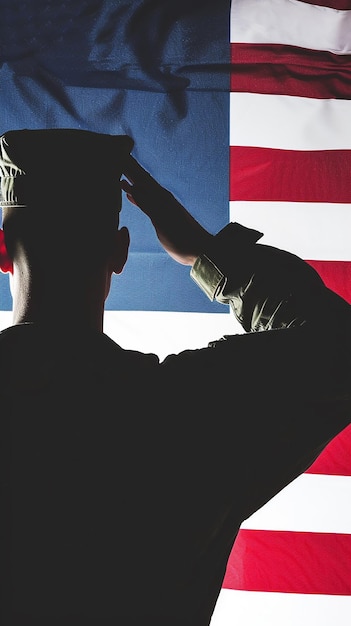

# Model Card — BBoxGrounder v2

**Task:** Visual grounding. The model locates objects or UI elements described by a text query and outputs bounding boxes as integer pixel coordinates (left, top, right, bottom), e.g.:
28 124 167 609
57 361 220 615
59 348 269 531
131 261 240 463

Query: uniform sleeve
190 222 350 332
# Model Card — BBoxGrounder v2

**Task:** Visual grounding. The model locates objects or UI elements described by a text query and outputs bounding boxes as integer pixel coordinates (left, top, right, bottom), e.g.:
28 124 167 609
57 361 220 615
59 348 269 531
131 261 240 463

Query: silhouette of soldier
0 129 350 625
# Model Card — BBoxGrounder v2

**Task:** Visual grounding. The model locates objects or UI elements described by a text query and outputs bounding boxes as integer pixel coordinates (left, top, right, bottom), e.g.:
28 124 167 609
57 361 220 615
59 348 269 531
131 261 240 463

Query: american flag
0 1 350 624
212 1 351 624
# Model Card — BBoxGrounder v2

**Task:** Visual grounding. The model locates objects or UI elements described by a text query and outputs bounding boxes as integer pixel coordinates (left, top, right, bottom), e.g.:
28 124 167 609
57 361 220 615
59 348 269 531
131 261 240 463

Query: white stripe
230 0 351 54
230 92 351 150
241 473 351 534
0 311 12 329
103 311 241 361
230 201 351 261
0 312 241 363
210 588 351 626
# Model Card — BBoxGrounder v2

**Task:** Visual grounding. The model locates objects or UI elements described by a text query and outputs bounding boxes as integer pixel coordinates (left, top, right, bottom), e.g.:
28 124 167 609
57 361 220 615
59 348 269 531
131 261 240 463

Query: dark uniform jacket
1 223 351 626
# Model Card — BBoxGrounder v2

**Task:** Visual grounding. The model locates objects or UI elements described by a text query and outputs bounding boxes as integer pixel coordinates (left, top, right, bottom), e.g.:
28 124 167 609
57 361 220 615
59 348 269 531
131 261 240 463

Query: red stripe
307 424 351 476
306 260 351 304
223 529 351 595
230 146 351 203
230 43 351 99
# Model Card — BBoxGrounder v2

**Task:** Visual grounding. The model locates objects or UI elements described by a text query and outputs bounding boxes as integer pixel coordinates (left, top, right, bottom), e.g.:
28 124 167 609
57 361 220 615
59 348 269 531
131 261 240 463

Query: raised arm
122 156 351 333
121 155 213 266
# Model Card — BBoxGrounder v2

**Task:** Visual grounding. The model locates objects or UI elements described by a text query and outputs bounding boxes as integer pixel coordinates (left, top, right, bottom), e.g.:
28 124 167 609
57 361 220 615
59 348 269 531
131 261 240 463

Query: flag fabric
0 1 351 624
214 1 351 624
0 0 238 356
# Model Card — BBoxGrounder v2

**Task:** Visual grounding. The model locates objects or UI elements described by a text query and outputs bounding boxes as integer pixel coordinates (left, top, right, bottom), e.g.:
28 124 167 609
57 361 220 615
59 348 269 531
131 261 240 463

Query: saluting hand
121 156 213 266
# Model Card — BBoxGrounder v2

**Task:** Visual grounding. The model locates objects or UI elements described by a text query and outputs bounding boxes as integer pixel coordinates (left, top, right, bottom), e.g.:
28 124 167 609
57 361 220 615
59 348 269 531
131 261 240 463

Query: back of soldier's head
0 129 133 265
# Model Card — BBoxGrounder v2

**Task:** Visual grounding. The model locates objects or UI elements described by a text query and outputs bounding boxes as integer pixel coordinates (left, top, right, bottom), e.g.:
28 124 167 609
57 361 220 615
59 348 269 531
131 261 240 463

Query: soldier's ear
0 228 13 274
